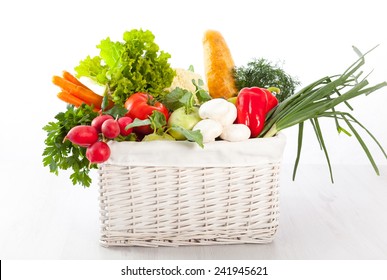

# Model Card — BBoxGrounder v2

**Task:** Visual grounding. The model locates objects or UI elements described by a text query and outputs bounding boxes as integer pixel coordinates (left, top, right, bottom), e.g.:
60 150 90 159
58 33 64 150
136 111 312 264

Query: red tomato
124 92 169 135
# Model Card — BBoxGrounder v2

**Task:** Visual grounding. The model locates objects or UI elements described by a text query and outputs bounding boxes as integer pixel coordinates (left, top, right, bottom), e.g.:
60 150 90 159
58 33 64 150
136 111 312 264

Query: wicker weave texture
99 162 281 247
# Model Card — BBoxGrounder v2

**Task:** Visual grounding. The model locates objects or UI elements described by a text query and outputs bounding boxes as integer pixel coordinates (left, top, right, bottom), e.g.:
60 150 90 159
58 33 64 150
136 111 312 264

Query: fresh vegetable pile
43 29 387 187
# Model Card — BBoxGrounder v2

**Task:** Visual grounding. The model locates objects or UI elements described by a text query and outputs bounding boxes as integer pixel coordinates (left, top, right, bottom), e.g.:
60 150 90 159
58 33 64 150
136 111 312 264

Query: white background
0 0 386 264
1 0 386 168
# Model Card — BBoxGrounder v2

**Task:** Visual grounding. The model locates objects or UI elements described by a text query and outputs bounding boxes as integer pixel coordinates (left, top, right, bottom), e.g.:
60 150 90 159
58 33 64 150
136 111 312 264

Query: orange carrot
57 91 85 107
57 91 100 112
62 71 91 90
52 76 102 109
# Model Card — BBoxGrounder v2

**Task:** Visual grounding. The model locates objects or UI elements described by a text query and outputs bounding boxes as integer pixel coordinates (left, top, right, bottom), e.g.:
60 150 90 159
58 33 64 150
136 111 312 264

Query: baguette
203 30 238 99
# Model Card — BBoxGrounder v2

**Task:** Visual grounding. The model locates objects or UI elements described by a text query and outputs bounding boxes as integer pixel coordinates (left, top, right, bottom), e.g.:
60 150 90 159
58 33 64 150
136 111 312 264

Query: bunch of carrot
52 71 113 111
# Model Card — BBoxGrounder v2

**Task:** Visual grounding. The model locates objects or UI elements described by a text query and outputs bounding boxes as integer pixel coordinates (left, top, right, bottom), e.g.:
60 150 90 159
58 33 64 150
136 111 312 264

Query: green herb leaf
192 79 211 103
42 104 99 187
163 87 192 111
104 104 128 118
170 125 204 148
178 91 193 106
148 111 167 134
234 58 300 102
101 94 109 111
125 118 151 130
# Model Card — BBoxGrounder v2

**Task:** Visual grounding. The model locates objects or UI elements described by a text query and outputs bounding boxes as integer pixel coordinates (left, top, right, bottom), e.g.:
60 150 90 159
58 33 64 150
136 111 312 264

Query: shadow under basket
98 133 286 247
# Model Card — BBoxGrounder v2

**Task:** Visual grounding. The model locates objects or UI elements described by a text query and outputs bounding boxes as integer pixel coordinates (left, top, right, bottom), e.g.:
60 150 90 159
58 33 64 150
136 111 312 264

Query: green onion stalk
259 46 387 182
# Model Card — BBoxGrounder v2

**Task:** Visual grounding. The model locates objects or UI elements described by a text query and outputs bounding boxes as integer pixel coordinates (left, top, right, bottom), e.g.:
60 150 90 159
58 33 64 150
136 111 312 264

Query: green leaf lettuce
75 29 176 105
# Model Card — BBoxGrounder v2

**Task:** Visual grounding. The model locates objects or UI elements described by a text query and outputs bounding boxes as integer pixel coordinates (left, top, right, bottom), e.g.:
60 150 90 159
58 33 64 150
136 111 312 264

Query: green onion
260 46 387 181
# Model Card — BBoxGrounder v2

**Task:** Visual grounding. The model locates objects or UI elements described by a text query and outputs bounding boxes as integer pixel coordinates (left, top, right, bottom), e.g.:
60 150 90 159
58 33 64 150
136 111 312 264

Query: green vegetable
127 111 204 147
164 88 194 112
75 29 176 105
233 58 300 102
163 79 211 112
162 78 210 142
167 107 201 140
260 46 387 182
137 110 172 141
192 79 212 104
169 125 203 148
143 133 175 141
42 104 99 187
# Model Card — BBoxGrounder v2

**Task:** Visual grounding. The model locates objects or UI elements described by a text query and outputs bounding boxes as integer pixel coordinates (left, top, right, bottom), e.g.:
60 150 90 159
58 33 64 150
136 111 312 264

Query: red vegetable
236 87 278 138
63 125 98 147
101 119 120 139
124 92 169 135
117 117 133 136
261 88 279 114
91 115 114 133
86 141 111 163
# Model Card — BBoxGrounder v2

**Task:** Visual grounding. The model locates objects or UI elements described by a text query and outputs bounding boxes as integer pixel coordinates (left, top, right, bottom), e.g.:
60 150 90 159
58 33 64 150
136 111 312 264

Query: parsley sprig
42 104 99 187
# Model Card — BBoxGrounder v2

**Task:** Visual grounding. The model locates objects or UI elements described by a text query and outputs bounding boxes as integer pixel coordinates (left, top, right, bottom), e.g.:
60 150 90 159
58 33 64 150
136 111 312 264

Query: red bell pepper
261 88 279 114
236 87 278 138
124 92 169 135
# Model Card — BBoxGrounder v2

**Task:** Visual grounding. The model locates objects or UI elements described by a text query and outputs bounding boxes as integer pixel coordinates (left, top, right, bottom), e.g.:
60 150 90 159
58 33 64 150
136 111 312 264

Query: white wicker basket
98 133 286 247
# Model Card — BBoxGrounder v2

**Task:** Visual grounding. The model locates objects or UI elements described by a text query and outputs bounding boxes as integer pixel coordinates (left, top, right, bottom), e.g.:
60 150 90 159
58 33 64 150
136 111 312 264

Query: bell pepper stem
267 87 281 95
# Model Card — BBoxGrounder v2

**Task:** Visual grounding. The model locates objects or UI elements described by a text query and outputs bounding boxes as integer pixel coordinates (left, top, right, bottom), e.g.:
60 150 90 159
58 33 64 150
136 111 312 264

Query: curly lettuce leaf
98 37 123 69
75 29 175 106
74 55 108 85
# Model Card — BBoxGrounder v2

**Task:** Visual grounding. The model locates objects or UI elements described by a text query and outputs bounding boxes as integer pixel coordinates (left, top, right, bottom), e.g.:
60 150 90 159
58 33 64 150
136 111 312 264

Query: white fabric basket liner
107 133 286 167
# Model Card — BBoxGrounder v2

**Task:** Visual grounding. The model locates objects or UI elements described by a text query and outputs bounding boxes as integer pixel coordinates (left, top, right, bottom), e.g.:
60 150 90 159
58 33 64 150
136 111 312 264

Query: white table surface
1 164 386 260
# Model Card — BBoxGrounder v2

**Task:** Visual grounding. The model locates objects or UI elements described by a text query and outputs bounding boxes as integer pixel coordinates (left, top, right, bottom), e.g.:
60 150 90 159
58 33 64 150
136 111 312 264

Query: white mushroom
199 98 237 126
192 119 223 143
220 124 251 142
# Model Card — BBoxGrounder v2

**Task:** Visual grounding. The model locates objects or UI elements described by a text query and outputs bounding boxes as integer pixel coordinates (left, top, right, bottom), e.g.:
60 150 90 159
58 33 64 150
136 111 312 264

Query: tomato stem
146 92 156 106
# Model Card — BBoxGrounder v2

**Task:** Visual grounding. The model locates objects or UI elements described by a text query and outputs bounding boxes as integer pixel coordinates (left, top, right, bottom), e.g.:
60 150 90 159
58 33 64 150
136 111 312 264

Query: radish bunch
64 115 133 163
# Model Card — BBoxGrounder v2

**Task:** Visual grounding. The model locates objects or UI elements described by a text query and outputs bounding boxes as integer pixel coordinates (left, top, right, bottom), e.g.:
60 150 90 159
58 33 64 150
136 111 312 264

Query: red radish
64 125 98 147
101 119 120 139
86 141 111 163
117 117 133 136
91 115 114 133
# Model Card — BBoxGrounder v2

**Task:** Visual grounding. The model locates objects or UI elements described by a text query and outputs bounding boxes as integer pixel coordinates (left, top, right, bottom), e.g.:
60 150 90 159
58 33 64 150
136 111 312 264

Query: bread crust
203 30 238 99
